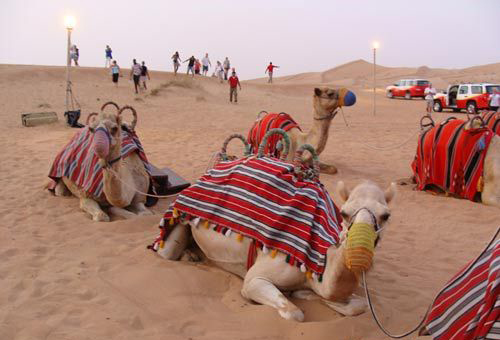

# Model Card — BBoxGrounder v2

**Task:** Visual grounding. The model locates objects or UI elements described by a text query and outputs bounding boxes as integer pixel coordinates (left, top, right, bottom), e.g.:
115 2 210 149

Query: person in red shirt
265 62 279 83
228 71 242 103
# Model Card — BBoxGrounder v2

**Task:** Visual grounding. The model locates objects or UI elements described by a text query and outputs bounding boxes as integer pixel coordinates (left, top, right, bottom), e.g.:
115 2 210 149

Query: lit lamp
64 16 75 114
372 41 379 116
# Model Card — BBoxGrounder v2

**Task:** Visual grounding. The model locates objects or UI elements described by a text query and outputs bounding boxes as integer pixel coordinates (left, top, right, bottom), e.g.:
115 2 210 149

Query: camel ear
314 88 322 97
384 182 397 204
336 181 350 204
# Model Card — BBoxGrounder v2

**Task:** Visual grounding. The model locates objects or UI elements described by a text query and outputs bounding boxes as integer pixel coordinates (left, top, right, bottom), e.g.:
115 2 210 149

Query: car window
417 80 429 86
401 80 407 86
486 85 500 94
409 80 416 86
459 86 469 94
471 86 482 94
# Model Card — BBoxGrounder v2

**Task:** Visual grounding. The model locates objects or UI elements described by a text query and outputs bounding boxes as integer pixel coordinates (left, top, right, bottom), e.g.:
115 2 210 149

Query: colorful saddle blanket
482 111 500 135
247 112 301 158
48 127 151 199
156 156 342 275
412 119 494 201
424 238 500 340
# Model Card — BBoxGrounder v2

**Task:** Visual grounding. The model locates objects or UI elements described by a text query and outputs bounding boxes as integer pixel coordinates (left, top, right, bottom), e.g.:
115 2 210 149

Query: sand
0 63 498 340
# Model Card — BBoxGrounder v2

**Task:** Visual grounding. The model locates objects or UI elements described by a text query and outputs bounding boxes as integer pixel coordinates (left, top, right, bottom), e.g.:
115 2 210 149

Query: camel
156 180 396 321
249 87 356 175
410 115 500 208
50 104 152 221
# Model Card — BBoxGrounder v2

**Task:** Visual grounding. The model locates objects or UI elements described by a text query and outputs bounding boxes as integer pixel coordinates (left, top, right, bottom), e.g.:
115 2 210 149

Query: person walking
228 71 241 103
183 56 196 77
424 83 437 114
140 61 151 90
201 53 211 76
70 44 79 66
110 60 121 87
194 59 201 75
265 62 279 83
130 59 142 94
223 57 230 80
215 61 224 83
490 89 500 112
105 45 113 68
172 51 181 75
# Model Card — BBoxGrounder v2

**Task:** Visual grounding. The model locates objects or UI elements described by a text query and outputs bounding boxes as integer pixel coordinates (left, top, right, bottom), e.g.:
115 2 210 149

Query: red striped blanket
247 112 301 158
48 127 151 199
482 111 500 135
411 119 494 201
153 156 342 275
424 238 500 340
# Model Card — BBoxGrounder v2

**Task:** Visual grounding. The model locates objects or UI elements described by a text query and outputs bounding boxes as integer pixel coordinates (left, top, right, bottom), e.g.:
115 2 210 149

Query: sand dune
0 63 498 340
249 59 500 90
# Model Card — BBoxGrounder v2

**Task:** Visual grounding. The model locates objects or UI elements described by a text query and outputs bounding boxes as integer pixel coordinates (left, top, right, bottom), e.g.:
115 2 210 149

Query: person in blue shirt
105 45 113 68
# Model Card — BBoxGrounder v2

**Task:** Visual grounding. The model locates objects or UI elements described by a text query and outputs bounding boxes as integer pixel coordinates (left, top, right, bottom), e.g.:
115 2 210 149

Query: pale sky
1 0 499 80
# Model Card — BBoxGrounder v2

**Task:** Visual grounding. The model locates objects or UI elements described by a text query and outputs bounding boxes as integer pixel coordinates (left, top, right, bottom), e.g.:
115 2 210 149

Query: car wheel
405 92 411 100
467 101 477 114
433 101 442 112
386 91 393 98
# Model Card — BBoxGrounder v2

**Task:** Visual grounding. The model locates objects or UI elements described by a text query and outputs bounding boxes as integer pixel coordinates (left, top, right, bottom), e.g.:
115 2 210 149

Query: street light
65 16 75 113
372 41 379 116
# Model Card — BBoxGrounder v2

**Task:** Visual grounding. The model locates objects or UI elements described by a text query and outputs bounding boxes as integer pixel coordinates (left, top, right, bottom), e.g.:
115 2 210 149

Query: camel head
89 111 123 165
335 180 396 274
313 87 356 117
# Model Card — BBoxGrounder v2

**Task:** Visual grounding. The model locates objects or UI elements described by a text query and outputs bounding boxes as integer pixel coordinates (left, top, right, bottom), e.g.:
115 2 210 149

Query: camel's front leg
157 223 190 260
319 161 338 175
321 294 367 316
108 206 137 219
128 202 153 216
79 198 110 222
242 277 304 322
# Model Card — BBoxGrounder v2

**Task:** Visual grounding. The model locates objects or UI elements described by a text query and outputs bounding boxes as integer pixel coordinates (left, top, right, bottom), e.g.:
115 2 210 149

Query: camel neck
306 109 332 155
102 143 127 206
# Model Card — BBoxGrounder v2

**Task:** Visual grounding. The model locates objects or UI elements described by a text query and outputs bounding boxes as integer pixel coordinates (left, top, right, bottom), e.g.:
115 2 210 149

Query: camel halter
314 107 339 121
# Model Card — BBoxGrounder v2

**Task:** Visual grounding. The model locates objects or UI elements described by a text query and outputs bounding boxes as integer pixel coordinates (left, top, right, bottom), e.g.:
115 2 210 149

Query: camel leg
291 289 321 300
157 223 190 260
128 202 153 216
319 161 338 175
241 276 305 321
321 294 367 316
79 198 110 222
54 181 71 196
108 206 137 219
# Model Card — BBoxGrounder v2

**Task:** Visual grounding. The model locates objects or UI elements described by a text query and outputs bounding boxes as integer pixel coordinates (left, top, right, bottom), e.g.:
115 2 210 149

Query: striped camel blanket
424 237 500 340
482 111 500 135
411 119 494 201
48 127 151 199
152 156 342 276
247 112 301 158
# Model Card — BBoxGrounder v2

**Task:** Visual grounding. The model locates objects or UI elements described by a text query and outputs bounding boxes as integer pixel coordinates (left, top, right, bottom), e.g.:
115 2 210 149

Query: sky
1 0 499 80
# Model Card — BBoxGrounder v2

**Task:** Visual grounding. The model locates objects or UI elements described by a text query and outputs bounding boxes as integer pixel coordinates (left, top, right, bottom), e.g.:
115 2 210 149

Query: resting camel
156 180 396 321
411 115 500 208
248 87 356 175
49 103 152 221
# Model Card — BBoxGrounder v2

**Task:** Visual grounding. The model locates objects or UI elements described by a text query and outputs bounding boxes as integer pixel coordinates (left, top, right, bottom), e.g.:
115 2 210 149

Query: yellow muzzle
345 222 377 273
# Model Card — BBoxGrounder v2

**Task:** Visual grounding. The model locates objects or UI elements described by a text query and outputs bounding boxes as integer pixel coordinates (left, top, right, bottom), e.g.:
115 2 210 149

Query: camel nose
343 90 356 106
93 127 110 159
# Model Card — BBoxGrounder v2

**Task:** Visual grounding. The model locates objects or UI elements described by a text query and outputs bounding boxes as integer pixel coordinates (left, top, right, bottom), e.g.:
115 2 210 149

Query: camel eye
340 210 349 219
110 127 118 135
328 92 335 98
380 213 391 221
89 127 95 133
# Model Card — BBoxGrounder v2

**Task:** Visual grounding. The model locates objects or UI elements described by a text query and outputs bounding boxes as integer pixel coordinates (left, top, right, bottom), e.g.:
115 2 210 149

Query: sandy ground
0 64 498 340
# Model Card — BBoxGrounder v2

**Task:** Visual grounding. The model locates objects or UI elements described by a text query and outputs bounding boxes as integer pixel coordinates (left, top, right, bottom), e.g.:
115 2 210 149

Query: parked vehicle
386 79 430 99
433 83 500 114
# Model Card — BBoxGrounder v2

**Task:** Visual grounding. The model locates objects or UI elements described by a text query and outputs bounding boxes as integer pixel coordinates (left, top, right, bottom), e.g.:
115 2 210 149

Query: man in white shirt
424 83 437 114
489 89 500 112
201 53 211 76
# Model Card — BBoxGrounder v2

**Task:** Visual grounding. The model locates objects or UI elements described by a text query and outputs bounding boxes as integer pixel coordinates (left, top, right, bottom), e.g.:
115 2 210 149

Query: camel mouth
93 127 110 159
344 222 376 273
341 90 356 107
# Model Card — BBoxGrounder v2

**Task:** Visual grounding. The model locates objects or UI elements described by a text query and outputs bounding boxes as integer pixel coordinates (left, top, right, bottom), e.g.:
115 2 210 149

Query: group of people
171 52 233 81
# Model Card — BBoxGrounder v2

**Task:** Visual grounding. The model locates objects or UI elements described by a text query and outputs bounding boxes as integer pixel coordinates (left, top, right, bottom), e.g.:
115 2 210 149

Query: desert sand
0 61 498 340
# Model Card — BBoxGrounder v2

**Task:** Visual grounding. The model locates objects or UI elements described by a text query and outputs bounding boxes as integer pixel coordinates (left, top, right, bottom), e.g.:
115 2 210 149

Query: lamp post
64 16 75 112
372 41 379 116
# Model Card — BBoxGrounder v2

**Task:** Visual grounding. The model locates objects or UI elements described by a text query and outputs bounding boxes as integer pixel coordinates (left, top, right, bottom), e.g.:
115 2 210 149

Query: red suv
386 79 430 99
